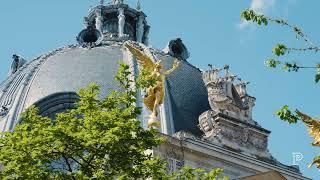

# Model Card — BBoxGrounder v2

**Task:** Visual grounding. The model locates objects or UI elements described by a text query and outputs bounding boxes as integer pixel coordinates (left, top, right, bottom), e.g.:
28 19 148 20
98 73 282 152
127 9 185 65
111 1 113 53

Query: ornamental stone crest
202 64 256 124
198 65 272 159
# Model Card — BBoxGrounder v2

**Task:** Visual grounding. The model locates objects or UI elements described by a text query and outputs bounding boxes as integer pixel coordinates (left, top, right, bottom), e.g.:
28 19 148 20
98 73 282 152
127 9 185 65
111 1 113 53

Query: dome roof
0 42 209 135
0 44 124 131
23 45 123 109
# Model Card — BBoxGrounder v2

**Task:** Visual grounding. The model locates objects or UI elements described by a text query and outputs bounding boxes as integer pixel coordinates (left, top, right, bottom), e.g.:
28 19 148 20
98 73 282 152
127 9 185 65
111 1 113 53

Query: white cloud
251 0 275 12
238 0 276 29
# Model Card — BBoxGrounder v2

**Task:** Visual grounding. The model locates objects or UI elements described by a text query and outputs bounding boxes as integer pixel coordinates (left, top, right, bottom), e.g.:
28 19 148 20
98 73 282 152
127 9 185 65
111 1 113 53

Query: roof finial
110 0 123 5
223 64 230 77
137 0 141 11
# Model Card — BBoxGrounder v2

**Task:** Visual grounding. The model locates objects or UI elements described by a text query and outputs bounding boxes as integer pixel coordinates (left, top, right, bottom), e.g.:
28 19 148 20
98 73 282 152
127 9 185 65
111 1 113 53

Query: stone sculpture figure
118 8 125 37
11 55 20 74
124 42 180 128
8 54 26 76
238 79 250 97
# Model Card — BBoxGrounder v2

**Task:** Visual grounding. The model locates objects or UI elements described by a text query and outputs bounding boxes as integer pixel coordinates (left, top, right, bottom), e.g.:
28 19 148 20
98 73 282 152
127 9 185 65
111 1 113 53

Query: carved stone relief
198 110 220 139
173 131 197 141
198 110 271 158
165 148 184 173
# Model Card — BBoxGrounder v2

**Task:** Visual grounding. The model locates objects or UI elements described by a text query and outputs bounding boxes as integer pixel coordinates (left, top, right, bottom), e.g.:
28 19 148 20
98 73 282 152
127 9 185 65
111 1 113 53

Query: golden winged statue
124 42 180 128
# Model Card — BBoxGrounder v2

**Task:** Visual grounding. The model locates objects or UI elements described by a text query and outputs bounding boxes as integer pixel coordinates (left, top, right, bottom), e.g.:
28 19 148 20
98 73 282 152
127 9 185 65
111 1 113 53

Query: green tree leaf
275 105 299 124
0 63 226 179
272 44 287 56
265 59 281 68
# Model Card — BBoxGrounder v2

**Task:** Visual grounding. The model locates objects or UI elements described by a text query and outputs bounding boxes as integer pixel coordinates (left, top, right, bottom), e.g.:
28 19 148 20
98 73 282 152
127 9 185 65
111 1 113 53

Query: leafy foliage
275 105 299 124
240 9 268 25
167 166 228 180
272 44 287 57
241 9 320 170
241 9 320 82
0 63 228 179
264 59 281 68
136 68 157 93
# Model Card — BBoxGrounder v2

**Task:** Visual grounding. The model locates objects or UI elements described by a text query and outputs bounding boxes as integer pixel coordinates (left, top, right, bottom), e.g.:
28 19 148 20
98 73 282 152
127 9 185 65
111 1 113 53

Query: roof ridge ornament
8 54 27 76
137 0 141 11
110 0 124 5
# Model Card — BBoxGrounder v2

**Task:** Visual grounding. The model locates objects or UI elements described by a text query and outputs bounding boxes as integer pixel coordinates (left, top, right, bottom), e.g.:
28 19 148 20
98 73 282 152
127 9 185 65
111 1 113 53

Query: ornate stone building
0 1 310 179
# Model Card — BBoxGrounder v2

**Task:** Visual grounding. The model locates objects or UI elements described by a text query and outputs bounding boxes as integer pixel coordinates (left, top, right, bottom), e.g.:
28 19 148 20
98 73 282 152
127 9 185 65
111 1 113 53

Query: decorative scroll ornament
198 110 220 139
0 106 9 118
124 41 180 128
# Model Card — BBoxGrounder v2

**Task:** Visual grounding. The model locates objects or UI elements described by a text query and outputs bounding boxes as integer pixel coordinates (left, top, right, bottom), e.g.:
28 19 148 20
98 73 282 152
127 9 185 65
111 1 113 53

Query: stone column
95 9 104 33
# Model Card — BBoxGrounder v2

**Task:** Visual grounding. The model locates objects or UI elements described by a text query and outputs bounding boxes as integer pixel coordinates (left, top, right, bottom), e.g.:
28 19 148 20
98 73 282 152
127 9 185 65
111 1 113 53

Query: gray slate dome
23 45 123 109
159 55 210 135
0 1 210 136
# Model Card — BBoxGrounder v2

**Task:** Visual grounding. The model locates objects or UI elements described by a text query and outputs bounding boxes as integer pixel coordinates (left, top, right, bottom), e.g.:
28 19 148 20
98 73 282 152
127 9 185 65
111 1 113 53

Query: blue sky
0 0 319 178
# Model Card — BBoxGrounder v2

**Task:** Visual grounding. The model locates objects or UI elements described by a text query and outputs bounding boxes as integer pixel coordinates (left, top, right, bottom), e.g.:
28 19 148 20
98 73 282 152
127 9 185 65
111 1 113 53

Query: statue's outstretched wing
124 43 155 71
296 110 320 146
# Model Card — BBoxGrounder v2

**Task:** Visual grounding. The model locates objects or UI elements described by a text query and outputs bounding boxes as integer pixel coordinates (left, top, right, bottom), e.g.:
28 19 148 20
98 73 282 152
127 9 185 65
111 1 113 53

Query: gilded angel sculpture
124 42 180 128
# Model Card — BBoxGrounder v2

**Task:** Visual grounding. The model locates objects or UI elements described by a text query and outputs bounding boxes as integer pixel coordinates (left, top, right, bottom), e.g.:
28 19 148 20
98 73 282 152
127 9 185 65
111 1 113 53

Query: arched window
33 92 79 119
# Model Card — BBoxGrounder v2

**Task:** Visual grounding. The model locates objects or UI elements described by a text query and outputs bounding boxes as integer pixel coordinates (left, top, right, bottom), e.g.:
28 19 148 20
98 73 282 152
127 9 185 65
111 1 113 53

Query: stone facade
154 134 307 179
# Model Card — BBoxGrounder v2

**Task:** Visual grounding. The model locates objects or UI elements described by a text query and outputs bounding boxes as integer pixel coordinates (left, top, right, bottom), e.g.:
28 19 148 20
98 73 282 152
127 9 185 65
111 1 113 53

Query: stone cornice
216 113 270 134
160 133 310 180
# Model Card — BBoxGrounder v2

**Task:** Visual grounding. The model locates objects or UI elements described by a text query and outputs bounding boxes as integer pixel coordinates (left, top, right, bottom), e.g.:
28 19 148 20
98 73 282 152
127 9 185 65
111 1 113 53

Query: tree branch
62 154 76 180
287 47 320 53
267 17 315 47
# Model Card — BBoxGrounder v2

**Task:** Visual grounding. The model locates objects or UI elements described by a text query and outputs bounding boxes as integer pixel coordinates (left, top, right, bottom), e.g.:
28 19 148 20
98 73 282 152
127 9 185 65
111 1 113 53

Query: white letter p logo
292 152 303 165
